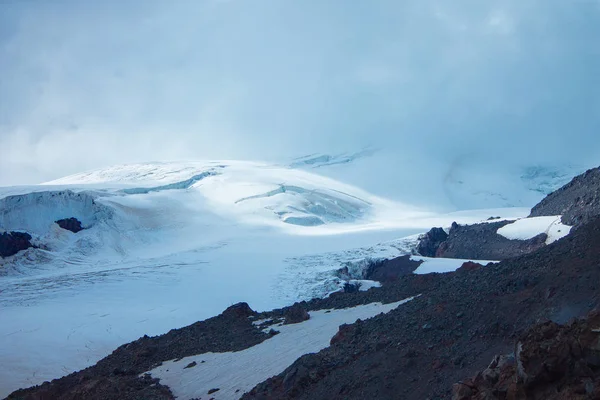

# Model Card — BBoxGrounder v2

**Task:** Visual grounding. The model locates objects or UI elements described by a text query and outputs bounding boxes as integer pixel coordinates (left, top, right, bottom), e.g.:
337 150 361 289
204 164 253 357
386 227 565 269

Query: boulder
221 302 256 319
283 303 310 325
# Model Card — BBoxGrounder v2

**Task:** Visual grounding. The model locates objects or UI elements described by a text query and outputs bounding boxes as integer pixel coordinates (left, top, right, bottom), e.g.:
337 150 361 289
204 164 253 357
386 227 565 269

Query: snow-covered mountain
0 157 580 397
0 160 527 397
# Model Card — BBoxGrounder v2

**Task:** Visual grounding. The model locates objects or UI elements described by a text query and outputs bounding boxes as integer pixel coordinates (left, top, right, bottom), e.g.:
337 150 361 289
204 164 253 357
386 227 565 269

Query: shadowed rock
453 310 600 399
0 231 33 258
417 227 448 257
284 303 310 325
56 217 85 233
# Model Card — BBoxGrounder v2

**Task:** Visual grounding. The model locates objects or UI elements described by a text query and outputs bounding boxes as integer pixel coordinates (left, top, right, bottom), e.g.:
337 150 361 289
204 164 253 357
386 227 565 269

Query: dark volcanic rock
530 166 600 227
222 302 257 319
342 282 361 293
284 303 310 325
417 227 448 257
364 255 423 282
454 310 600 400
243 217 600 400
336 255 422 283
436 221 548 260
56 217 84 233
455 261 485 273
0 231 33 258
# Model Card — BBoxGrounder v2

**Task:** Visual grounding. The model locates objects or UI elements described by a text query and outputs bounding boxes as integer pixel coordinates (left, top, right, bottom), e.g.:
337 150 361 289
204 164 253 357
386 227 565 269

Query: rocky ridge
530 166 600 227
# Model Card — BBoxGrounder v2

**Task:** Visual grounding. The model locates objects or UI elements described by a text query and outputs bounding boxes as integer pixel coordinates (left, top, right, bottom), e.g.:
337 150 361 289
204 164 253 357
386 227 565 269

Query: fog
1 0 599 195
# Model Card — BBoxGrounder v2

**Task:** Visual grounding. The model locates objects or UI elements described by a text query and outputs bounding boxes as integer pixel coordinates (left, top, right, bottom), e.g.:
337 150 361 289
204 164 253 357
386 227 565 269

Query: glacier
0 159 538 397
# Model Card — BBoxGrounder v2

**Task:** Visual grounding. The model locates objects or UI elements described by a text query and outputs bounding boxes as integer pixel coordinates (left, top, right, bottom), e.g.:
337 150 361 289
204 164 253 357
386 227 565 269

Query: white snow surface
412 256 498 274
43 160 425 229
147 298 414 400
496 216 571 244
0 160 532 397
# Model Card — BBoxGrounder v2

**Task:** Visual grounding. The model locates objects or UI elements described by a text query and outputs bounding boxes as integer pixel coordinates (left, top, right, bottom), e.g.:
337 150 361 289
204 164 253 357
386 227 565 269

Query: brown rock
283 303 310 325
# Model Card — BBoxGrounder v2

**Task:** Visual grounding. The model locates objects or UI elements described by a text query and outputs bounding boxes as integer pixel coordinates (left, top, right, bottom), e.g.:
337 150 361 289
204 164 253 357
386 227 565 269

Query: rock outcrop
55 217 84 233
0 231 33 258
436 221 547 260
417 227 448 257
453 310 600 400
284 303 310 324
530 166 600 227
364 255 423 282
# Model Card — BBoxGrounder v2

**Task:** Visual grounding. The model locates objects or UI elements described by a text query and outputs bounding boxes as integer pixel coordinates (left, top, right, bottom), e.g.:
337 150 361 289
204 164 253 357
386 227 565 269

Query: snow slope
496 216 571 244
0 160 530 397
147 298 414 400
44 160 425 229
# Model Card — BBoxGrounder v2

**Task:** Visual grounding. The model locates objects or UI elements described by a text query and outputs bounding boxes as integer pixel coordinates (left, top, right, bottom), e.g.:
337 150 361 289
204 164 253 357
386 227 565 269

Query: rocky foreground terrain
6 166 600 400
454 310 600 399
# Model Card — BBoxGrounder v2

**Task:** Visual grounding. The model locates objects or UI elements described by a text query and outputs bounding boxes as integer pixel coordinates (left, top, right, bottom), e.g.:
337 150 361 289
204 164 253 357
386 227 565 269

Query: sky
1 0 600 187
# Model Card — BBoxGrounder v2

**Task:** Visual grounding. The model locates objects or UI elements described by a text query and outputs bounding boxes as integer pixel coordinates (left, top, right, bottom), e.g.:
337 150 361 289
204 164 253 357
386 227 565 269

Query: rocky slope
6 303 269 400
9 217 600 400
530 166 600 227
7 166 600 400
244 216 600 399
453 310 600 400
434 221 548 260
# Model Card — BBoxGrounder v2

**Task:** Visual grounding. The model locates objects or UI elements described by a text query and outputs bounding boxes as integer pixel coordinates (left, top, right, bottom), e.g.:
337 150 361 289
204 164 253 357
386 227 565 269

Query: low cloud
1 0 599 190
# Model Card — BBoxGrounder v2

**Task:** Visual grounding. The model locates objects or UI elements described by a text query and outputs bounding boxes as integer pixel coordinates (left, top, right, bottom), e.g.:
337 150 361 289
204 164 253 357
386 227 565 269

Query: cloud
1 0 599 190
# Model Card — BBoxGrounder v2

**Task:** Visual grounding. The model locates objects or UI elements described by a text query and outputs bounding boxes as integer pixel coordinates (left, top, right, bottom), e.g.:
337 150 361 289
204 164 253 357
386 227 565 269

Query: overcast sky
1 0 599 186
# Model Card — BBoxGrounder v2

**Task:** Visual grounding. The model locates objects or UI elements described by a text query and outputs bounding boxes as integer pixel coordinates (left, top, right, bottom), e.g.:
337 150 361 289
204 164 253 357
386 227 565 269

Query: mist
1 0 599 192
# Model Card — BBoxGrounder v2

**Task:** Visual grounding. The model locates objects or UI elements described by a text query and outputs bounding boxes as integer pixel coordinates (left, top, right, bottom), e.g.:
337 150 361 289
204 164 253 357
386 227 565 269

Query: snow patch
496 216 571 244
147 298 414 400
411 256 497 274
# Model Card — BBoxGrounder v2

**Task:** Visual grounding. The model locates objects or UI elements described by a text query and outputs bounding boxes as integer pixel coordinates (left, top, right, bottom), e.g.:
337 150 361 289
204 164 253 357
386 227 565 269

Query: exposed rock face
453 310 600 400
56 217 85 233
530 166 600 227
363 255 423 282
221 302 257 319
284 303 310 325
0 231 33 258
417 227 448 257
335 255 422 283
436 221 548 260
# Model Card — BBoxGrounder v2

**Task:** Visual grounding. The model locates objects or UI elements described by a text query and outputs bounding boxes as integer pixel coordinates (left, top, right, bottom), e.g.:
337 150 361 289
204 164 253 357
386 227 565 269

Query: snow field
496 215 571 244
147 298 415 400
